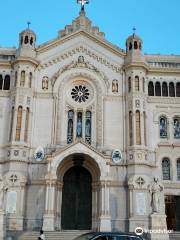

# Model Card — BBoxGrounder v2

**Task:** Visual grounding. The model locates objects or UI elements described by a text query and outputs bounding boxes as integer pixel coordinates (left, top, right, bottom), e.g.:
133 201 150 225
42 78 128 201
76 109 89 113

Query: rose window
71 85 90 103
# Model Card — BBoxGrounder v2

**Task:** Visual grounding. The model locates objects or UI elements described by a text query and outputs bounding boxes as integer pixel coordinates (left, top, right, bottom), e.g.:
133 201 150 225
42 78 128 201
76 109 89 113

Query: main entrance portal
61 165 92 230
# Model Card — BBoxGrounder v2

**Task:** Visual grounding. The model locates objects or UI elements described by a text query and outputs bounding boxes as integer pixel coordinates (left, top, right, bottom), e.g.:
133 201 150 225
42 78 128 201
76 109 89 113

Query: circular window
71 85 90 103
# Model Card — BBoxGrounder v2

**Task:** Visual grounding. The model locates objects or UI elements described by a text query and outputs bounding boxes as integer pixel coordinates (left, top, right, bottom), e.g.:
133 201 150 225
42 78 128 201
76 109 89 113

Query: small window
29 72 32 88
0 75 3 90
24 36 29 44
129 42 132 50
155 82 161 96
177 159 180 181
128 77 131 92
30 37 33 45
148 81 154 96
162 82 168 97
134 41 138 49
176 82 180 97
14 72 17 87
162 158 171 180
67 110 74 144
135 76 140 91
159 116 167 138
174 118 180 139
169 82 175 97
3 75 10 90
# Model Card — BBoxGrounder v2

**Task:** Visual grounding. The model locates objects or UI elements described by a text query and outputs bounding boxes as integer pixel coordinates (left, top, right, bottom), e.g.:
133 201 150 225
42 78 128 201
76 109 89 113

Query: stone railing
148 61 180 69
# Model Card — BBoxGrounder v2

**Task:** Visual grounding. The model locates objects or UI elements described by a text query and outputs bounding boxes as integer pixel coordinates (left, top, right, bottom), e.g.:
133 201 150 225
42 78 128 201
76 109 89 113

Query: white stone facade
0 10 180 237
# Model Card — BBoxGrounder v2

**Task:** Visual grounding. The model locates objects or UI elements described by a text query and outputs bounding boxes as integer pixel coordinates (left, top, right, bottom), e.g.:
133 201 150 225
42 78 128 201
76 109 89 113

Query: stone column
55 182 63 231
43 177 57 231
20 108 26 142
99 180 111 231
0 210 6 240
132 113 136 145
92 183 98 231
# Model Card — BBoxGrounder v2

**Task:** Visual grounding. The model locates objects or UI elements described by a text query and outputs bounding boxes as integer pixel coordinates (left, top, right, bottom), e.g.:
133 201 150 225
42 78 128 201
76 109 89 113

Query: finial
132 27 136 36
77 0 89 12
27 21 31 29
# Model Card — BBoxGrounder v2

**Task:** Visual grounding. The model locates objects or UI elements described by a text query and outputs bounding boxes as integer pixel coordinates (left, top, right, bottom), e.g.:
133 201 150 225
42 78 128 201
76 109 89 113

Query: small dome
126 33 143 52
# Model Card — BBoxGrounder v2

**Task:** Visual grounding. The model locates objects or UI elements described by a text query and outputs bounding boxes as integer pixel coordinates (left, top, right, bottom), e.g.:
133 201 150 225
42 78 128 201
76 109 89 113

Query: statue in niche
160 117 167 138
112 80 118 93
149 177 164 213
76 114 82 137
42 76 49 90
174 118 180 138
0 178 8 210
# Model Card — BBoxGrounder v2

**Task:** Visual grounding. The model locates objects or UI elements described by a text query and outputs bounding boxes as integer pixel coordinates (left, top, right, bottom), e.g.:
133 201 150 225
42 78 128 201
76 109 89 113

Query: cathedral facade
0 10 180 236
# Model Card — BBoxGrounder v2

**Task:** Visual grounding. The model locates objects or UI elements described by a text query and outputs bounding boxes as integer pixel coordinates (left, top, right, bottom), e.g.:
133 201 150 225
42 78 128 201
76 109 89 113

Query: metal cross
133 27 136 35
77 0 89 11
27 21 31 29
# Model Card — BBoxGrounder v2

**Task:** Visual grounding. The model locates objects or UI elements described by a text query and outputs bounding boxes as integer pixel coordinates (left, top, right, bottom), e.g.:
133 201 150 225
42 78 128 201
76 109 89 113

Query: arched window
14 71 17 87
0 75 3 90
129 42 132 51
177 159 180 180
148 81 154 96
136 110 141 145
9 107 14 141
134 41 138 49
169 82 175 97
155 82 161 96
76 112 82 138
162 82 168 97
135 76 140 91
142 78 145 92
30 37 33 45
128 77 131 92
139 42 142 50
143 112 146 146
85 111 92 144
3 75 10 90
129 111 133 146
174 117 180 139
176 82 180 97
67 110 74 144
15 106 23 141
162 158 171 180
29 72 32 88
24 108 30 142
159 116 167 138
24 36 29 44
20 71 25 87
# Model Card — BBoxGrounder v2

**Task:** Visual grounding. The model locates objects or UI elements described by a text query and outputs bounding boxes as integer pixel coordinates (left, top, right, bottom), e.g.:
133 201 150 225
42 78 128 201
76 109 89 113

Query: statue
0 179 8 210
77 116 82 137
149 177 164 213
112 80 118 93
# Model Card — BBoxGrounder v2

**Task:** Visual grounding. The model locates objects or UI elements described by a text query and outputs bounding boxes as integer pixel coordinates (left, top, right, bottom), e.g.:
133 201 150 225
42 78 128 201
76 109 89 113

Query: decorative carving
42 76 49 90
136 177 145 188
51 59 109 89
71 85 89 103
135 99 140 108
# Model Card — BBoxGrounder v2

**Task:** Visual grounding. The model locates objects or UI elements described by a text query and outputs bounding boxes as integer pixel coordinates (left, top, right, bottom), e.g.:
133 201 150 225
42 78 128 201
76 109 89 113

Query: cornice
123 62 149 71
0 61 12 68
37 30 125 57
148 67 180 74
12 57 39 67
147 96 180 104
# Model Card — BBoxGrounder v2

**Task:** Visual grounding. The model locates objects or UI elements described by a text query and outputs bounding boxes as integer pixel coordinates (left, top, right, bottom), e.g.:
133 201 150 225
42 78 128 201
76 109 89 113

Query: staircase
7 230 89 240
169 232 180 240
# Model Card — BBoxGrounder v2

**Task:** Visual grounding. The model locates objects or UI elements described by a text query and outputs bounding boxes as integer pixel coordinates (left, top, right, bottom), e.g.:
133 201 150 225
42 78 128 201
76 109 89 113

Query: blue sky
0 0 180 55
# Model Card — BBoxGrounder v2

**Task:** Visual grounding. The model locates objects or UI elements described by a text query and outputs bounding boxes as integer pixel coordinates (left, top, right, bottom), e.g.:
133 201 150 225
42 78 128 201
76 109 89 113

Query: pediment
47 139 109 161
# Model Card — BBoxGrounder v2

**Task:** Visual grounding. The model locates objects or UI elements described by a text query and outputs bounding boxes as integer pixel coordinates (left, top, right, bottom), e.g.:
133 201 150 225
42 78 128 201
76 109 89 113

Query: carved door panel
61 166 92 230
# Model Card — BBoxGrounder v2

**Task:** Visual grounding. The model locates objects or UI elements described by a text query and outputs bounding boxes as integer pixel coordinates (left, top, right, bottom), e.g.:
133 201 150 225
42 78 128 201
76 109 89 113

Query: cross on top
133 27 136 35
27 21 31 29
77 0 89 11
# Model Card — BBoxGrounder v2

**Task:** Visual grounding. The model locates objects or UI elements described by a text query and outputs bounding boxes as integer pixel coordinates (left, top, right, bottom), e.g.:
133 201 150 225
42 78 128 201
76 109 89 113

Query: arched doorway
61 165 92 230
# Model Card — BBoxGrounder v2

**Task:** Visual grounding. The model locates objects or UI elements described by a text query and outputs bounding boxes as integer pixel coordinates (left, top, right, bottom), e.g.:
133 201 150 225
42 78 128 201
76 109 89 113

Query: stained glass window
162 158 170 180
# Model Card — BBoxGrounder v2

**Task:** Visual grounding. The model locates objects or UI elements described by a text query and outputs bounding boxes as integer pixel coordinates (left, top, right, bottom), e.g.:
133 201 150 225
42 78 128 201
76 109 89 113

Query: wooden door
61 166 92 230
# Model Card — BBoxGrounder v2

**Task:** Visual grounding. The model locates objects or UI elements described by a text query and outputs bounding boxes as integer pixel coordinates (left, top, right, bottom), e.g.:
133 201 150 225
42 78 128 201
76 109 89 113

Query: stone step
11 230 89 240
169 232 180 240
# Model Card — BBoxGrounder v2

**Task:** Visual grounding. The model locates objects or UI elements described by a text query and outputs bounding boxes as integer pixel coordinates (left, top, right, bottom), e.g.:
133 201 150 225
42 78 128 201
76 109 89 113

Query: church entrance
61 165 92 230
165 195 180 231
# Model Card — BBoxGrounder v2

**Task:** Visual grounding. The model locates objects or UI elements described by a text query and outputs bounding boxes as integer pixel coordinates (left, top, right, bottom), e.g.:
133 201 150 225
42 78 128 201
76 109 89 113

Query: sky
0 0 180 55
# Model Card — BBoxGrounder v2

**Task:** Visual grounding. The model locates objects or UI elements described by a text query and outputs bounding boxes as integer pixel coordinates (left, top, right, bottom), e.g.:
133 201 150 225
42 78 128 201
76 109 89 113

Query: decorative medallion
71 85 90 103
112 149 122 164
34 146 45 162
